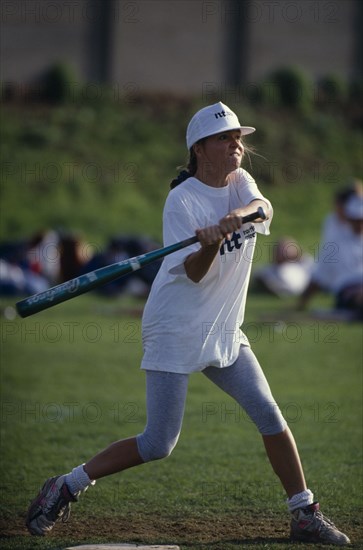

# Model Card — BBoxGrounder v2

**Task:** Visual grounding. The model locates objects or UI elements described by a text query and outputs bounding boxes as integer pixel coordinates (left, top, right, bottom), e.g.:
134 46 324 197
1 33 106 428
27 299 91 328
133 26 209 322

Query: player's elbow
186 272 203 283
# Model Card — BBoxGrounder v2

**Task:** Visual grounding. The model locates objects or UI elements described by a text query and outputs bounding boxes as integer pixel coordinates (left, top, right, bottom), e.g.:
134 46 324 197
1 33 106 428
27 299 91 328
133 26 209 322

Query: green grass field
1 291 362 549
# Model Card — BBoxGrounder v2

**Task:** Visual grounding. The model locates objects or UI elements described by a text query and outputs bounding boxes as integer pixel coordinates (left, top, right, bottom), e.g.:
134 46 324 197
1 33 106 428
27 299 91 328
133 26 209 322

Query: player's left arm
219 199 271 235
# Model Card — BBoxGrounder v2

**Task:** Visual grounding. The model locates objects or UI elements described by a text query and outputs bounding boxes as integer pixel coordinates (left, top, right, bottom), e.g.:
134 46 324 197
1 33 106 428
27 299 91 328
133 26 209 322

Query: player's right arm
184 228 222 283
184 213 242 283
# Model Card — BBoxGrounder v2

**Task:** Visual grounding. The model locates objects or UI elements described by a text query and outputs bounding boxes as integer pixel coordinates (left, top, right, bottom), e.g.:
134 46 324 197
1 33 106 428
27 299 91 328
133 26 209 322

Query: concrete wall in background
248 0 358 81
1 0 360 95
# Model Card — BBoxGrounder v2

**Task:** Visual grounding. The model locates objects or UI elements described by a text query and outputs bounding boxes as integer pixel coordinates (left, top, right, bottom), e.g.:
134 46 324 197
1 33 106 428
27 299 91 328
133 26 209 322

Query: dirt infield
1 513 362 549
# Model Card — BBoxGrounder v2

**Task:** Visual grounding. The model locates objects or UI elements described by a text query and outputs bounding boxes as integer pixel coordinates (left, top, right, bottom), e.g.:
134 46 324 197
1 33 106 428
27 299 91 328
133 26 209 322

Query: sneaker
290 502 351 546
26 475 79 536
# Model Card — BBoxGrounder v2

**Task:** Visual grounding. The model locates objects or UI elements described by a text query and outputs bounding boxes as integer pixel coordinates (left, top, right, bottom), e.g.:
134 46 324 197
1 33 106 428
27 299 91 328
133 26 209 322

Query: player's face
198 130 244 174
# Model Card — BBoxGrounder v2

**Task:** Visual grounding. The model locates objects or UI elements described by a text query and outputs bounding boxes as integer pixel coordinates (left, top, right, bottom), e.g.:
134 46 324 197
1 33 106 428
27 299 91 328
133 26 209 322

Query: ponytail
170 142 201 189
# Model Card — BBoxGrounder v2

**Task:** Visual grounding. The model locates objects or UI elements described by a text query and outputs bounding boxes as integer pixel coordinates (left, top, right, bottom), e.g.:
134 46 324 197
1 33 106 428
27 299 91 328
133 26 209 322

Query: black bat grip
240 206 267 224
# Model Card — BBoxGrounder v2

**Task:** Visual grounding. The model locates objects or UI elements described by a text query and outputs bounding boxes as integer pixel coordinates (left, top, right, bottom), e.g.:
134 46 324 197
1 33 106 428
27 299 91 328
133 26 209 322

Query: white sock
64 464 95 495
287 489 314 512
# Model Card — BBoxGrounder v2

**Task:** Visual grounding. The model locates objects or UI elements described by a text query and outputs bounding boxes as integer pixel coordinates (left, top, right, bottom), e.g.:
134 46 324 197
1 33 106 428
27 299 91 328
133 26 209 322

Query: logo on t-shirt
219 225 256 256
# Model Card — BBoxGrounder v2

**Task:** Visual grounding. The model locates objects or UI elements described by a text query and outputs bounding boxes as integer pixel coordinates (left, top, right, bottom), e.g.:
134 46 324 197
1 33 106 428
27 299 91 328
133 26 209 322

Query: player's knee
148 441 175 461
136 433 178 462
250 402 287 435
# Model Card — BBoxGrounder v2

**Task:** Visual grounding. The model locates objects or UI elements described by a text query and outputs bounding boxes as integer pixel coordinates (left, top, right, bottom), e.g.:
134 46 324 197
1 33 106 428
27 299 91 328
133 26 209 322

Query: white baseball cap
186 101 255 149
345 194 363 220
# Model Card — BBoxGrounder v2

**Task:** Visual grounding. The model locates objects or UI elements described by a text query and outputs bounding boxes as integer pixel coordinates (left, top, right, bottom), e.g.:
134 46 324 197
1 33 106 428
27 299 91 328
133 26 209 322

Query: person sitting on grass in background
333 193 363 320
298 180 363 312
253 236 314 298
26 102 350 546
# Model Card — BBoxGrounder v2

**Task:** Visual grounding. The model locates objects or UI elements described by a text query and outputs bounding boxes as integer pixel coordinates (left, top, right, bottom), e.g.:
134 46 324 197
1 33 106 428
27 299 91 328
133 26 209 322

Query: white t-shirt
332 230 363 293
312 213 362 293
141 168 272 374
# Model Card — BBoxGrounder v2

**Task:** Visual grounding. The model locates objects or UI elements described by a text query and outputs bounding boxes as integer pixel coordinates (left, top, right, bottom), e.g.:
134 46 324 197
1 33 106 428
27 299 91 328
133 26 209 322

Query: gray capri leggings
136 345 287 463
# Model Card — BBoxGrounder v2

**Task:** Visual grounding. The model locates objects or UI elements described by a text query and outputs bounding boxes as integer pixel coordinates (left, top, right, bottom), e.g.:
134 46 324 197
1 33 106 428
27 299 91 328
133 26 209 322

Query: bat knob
257 206 267 220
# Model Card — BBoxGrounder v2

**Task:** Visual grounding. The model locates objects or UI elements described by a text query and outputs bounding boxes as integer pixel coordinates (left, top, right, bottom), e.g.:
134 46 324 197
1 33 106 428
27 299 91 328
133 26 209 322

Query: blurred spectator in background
0 259 49 296
80 235 162 297
298 180 363 319
0 239 49 296
0 231 161 298
58 232 90 282
26 229 60 285
334 194 363 319
253 237 314 298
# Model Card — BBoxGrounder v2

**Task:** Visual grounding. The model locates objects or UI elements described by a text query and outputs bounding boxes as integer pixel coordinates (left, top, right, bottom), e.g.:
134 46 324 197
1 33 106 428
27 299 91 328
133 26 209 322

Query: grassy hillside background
1 93 362 257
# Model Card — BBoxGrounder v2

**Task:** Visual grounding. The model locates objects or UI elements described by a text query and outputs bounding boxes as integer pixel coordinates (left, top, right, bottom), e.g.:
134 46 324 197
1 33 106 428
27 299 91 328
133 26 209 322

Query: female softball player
27 102 350 546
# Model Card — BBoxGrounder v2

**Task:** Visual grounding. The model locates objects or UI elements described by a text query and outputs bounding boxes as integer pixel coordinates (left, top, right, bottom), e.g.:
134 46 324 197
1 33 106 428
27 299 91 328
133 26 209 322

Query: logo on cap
214 110 234 120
